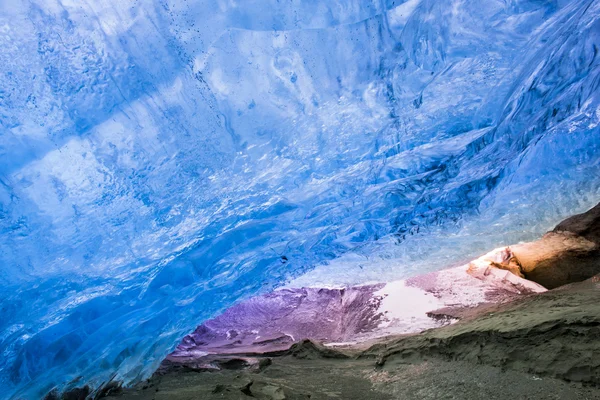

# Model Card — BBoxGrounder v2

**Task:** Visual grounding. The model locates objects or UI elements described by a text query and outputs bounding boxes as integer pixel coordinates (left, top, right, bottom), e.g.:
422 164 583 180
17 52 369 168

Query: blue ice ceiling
1 0 600 397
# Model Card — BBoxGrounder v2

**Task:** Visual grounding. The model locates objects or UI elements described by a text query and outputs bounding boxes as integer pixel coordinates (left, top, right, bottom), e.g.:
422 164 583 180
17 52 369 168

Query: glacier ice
1 0 600 397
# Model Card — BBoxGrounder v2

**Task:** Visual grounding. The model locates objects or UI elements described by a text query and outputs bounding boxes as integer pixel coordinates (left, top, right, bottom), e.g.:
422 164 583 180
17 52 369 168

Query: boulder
510 203 600 289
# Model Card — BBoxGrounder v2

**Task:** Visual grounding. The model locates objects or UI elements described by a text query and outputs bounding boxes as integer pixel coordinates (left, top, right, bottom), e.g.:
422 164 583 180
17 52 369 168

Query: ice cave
1 0 600 398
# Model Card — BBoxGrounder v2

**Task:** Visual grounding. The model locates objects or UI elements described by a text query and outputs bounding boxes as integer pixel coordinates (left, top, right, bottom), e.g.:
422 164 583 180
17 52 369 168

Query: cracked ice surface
1 0 600 397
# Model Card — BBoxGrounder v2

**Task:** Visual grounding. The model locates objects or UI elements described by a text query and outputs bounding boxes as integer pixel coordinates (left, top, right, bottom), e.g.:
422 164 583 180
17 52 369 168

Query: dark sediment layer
96 207 600 400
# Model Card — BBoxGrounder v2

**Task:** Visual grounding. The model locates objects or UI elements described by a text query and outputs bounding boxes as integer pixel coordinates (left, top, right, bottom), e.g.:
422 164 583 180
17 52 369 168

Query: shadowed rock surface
555 203 600 242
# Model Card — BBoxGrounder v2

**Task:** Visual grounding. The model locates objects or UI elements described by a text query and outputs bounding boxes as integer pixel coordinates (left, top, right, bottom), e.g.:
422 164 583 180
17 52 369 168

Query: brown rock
510 203 600 289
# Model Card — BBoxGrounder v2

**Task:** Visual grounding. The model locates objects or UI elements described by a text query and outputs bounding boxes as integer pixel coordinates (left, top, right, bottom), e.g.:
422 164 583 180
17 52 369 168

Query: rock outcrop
511 203 600 289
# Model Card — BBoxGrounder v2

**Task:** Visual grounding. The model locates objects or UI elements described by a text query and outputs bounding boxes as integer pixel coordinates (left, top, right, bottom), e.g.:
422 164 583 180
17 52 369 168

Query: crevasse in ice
1 0 600 397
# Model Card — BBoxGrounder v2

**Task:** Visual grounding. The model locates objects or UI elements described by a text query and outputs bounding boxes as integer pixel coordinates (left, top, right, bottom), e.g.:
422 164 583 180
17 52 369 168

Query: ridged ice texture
1 0 600 397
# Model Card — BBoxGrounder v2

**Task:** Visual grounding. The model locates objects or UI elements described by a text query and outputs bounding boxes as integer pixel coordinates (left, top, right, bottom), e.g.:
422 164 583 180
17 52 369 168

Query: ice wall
1 0 599 397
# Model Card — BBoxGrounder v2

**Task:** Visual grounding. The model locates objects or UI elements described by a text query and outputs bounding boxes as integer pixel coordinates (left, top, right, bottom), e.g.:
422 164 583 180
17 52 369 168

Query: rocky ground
101 275 600 399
